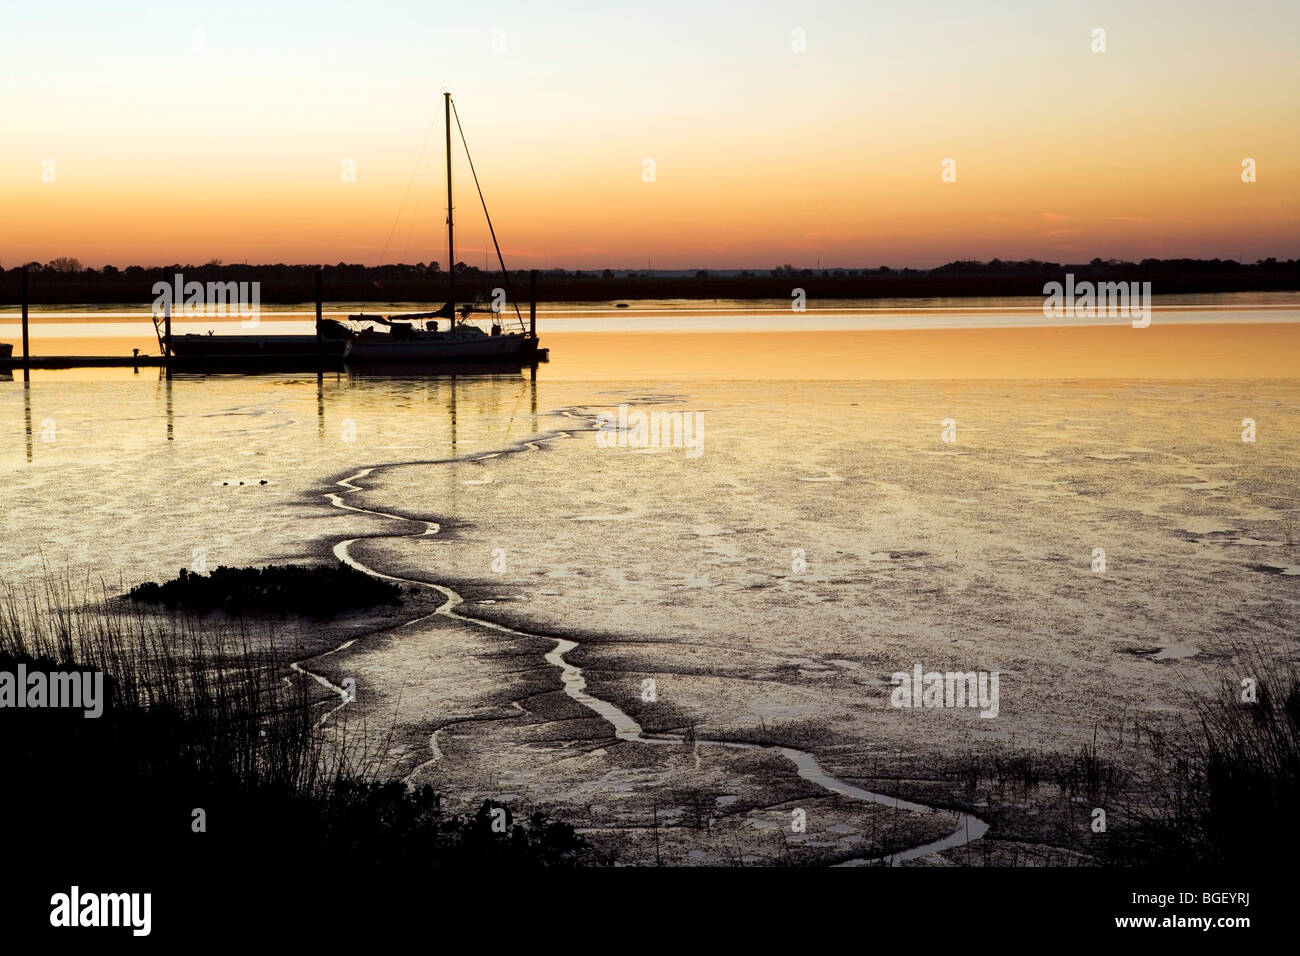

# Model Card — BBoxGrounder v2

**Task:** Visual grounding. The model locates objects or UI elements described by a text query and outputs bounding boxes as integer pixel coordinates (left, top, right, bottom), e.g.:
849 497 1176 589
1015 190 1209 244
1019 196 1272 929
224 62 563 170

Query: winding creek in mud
290 418 990 866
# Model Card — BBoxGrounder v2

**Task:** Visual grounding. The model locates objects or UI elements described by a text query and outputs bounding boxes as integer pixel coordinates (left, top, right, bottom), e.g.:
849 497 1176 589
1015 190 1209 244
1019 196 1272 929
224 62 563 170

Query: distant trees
6 257 1296 282
2 257 1294 307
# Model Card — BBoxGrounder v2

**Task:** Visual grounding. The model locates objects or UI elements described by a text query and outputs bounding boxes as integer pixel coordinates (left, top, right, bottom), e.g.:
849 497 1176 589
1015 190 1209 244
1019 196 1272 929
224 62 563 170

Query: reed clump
1098 644 1300 865
0 576 588 877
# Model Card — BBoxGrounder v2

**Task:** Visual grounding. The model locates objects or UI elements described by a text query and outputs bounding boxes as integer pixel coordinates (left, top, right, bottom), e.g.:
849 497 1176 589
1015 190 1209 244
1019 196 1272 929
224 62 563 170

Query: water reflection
99 366 542 452
163 369 173 441
316 371 325 438
23 376 32 463
2 363 541 471
0 365 550 591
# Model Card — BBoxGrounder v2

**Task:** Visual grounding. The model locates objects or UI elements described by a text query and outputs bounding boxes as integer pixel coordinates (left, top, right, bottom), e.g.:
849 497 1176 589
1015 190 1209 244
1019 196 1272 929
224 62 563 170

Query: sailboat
343 93 545 364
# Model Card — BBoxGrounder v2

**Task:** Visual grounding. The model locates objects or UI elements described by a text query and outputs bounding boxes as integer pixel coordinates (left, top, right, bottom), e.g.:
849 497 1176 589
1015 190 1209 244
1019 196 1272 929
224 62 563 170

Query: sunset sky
1 0 1296 270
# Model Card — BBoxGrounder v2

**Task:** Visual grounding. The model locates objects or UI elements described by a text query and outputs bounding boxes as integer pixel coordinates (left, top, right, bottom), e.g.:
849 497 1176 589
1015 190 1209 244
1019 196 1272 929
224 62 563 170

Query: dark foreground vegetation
3 569 1294 891
0 579 592 897
1095 646 1300 866
2 257 1296 304
938 644 1300 867
127 562 403 617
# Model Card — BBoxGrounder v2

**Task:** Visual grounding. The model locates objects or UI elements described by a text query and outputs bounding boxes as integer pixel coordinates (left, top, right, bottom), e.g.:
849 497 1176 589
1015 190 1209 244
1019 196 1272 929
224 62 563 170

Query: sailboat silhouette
344 93 545 364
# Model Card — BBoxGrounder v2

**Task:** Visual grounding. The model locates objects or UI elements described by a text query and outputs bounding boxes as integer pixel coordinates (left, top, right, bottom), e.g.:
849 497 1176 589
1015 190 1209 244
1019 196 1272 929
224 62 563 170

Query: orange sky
1 1 1296 269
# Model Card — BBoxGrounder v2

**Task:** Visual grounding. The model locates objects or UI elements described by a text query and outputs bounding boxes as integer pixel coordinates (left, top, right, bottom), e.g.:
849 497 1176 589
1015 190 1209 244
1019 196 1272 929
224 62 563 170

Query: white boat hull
343 330 541 363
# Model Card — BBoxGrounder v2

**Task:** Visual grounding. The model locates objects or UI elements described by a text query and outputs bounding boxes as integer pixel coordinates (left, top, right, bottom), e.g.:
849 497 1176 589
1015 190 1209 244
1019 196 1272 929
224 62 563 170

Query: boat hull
169 334 347 358
343 332 543 363
167 334 348 369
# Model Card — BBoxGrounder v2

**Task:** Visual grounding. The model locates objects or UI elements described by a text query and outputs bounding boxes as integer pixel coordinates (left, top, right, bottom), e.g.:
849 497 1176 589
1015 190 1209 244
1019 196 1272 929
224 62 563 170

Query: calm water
2 311 1297 861
4 292 1299 342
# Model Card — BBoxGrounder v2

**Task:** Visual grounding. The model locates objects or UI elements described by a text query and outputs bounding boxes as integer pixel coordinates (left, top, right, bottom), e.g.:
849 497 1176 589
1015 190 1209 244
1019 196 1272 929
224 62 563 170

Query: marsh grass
952 742 1127 802
1098 644 1300 866
0 575 589 875
947 643 1300 866
1058 730 1129 806
1 575 339 792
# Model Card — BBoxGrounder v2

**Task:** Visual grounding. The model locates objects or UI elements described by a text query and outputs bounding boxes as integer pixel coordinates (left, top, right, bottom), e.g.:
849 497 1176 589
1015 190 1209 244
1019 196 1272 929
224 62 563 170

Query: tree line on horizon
6 255 1297 277
1 256 1296 304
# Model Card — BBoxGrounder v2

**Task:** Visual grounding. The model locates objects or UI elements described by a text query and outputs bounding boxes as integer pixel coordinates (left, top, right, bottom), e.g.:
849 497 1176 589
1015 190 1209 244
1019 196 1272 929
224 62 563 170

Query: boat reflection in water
156 356 540 455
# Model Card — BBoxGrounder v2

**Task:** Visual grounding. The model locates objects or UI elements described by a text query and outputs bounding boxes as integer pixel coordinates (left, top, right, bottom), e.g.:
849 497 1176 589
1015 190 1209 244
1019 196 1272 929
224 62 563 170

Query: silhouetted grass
127 562 402 617
1098 646 1300 866
951 739 1125 802
1057 731 1129 806
0 577 590 875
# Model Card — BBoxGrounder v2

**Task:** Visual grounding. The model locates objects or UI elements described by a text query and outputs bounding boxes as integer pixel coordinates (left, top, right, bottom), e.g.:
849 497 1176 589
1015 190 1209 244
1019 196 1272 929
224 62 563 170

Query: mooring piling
529 269 537 337
21 265 30 370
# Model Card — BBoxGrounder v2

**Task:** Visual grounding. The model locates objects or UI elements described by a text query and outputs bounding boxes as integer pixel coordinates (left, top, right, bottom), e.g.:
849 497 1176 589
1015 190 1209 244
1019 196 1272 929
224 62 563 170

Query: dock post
163 301 171 358
315 268 323 341
529 269 537 337
21 265 29 369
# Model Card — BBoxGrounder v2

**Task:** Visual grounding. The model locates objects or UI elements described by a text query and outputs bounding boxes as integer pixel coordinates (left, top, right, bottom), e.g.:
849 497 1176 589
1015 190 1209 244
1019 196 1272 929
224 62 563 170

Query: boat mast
444 92 456 323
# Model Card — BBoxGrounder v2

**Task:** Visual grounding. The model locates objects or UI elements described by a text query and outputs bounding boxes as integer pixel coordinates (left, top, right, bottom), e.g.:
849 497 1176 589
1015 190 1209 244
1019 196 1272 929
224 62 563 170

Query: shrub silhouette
128 562 403 617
